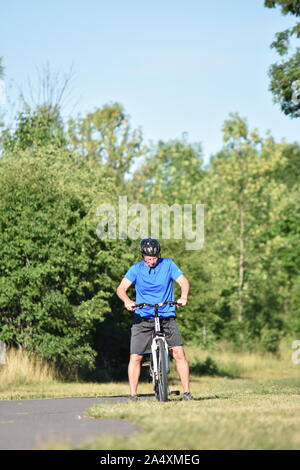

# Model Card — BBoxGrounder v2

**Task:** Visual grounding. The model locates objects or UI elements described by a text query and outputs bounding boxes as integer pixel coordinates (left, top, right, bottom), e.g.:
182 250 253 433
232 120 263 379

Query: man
116 238 193 401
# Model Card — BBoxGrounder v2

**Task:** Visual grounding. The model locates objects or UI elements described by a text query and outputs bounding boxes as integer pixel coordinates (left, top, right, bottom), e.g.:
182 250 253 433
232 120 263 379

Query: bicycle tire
155 338 169 402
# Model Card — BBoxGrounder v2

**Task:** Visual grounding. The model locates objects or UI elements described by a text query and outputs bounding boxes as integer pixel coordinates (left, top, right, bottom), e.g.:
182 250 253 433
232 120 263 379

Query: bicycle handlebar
134 301 180 309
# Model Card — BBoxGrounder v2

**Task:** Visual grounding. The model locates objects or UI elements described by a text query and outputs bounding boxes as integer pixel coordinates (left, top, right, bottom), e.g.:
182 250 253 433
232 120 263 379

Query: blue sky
1 0 299 163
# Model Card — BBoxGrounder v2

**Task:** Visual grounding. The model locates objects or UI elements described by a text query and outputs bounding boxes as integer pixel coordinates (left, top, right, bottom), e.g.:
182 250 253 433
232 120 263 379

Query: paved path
0 395 152 450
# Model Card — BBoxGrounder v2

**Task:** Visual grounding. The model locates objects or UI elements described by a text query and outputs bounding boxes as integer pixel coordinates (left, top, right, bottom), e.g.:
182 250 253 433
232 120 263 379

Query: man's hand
125 300 136 311
116 278 136 311
177 298 187 306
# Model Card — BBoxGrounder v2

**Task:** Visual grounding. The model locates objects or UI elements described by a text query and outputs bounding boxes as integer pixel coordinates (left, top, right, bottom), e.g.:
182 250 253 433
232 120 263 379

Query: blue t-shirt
124 257 183 318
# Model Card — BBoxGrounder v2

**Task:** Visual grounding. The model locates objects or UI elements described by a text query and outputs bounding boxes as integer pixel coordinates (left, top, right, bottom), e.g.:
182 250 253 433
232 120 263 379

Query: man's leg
170 346 191 394
128 353 143 396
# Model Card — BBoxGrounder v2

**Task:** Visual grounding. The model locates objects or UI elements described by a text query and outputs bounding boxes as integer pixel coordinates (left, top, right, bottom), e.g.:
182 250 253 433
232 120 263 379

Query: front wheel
155 338 169 402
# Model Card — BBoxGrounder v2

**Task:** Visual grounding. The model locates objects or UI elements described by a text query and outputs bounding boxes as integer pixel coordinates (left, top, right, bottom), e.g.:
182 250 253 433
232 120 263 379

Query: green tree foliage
272 141 300 187
0 95 141 378
265 0 300 117
128 137 213 343
290 275 300 334
129 137 204 204
0 57 5 128
132 114 299 352
265 0 300 16
68 103 147 187
269 185 300 335
0 145 127 374
1 105 67 152
1 63 300 378
192 116 291 347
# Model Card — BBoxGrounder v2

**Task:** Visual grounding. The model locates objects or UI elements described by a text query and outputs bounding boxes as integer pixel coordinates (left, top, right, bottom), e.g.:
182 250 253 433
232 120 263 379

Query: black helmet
140 238 161 257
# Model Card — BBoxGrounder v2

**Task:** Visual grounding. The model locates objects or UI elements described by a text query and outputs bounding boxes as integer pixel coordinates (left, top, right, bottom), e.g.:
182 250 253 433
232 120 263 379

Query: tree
0 144 133 375
264 0 300 117
212 114 262 324
21 63 74 113
129 136 204 203
273 141 300 187
265 0 300 16
1 63 74 153
197 114 290 348
68 103 147 187
1 105 67 152
0 57 5 127
124 137 207 343
269 185 300 334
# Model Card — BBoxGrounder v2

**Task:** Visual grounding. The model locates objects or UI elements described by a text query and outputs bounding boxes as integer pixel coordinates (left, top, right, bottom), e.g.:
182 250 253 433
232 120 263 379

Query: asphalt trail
0 395 152 450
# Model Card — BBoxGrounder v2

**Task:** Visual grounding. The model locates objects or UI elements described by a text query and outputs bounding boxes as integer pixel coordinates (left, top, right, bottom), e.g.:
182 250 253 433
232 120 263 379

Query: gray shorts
130 316 183 355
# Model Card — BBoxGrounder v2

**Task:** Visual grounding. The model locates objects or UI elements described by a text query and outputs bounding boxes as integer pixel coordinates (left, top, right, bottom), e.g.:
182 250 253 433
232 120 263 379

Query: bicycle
134 301 180 402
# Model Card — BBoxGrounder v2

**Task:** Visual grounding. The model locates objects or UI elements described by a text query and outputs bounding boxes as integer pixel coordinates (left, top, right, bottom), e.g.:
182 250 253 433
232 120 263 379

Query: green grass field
1 342 300 449
86 379 300 450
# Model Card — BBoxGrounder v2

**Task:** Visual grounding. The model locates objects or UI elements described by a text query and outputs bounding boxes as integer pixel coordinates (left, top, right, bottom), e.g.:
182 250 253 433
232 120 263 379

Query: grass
83 341 300 450
0 347 151 400
1 342 300 449
186 340 300 380
85 386 300 450
0 347 56 391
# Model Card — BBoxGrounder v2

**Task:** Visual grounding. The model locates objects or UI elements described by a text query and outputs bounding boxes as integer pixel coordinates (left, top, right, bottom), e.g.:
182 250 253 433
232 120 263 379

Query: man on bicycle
116 238 193 401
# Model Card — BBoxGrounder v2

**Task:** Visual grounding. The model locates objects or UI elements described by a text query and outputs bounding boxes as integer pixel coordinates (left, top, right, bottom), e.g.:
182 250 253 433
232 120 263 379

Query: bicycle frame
152 303 170 374
134 301 178 401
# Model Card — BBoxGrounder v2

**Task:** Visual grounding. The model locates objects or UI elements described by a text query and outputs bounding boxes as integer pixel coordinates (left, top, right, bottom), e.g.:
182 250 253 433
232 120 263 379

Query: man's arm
116 278 136 311
175 274 190 306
